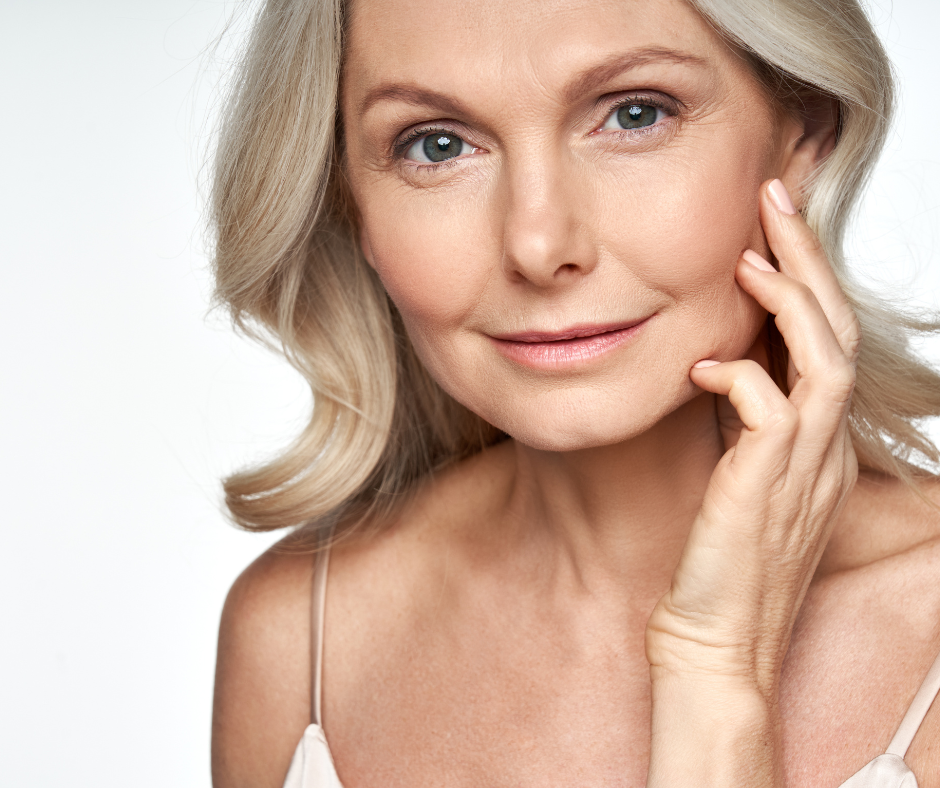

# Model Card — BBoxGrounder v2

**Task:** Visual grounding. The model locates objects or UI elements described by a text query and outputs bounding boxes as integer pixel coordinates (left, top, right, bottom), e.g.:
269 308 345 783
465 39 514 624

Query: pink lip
489 317 653 369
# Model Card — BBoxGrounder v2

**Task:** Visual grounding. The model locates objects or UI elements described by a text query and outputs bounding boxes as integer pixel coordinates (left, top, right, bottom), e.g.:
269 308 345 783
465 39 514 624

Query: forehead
343 0 733 105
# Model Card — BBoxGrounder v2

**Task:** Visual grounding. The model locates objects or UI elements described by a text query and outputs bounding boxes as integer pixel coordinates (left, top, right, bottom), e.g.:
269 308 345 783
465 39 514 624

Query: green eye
405 133 474 163
602 102 665 132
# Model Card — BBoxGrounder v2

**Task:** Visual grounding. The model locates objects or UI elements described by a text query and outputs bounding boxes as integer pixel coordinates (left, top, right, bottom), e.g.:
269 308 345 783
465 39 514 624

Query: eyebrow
562 47 708 105
356 47 709 118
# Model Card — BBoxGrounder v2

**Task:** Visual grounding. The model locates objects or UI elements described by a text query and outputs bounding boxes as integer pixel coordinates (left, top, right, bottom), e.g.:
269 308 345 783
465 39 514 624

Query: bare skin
213 467 940 787
212 0 940 785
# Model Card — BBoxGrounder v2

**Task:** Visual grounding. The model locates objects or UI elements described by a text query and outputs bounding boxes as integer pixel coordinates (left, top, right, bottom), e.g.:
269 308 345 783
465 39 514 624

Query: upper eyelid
598 92 677 119
392 121 476 159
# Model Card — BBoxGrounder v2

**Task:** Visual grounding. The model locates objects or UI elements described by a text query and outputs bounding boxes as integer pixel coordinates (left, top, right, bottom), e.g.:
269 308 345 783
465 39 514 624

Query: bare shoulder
820 470 940 575
797 471 940 786
842 473 940 787
212 441 515 787
211 539 316 788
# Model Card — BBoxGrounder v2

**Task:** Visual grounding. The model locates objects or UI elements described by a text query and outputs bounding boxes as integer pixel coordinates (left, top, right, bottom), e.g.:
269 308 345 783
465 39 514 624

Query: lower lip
490 319 651 370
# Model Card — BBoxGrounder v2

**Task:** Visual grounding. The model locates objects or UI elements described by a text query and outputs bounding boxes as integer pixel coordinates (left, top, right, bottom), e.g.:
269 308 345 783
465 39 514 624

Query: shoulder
769 473 940 785
813 470 940 642
819 470 940 576
211 540 316 788
210 443 515 786
814 472 940 785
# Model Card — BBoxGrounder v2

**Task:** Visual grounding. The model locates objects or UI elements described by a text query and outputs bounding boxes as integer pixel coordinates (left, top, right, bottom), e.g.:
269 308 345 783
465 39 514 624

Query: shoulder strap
310 537 332 727
885 647 940 758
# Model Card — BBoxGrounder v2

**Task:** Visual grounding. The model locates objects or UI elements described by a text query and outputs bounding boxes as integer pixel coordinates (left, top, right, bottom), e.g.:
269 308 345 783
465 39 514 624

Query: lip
489 316 653 369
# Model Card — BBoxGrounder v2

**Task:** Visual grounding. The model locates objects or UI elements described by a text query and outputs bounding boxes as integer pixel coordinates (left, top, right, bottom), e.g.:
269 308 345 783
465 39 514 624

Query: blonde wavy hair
210 0 940 542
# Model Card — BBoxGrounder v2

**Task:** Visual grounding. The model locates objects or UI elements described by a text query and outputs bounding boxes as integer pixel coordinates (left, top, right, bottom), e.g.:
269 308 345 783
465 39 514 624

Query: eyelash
391 93 676 169
600 94 675 134
391 126 466 170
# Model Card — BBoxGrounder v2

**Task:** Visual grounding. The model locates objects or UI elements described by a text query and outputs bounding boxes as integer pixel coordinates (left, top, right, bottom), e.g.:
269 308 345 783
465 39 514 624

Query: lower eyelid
399 151 478 176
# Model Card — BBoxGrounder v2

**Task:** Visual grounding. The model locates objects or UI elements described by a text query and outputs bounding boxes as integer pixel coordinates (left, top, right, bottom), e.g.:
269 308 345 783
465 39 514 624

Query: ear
776 95 839 210
359 226 376 269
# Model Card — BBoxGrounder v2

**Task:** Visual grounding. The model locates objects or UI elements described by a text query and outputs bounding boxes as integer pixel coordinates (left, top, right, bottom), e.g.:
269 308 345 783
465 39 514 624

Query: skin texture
350 0 772 451
211 0 940 785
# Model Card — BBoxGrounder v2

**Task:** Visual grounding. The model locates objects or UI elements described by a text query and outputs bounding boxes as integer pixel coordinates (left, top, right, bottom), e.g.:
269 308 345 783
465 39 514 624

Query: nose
499 155 598 288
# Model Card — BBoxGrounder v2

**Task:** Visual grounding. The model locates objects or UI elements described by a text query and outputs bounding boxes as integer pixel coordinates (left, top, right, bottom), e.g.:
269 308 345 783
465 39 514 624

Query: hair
209 0 940 544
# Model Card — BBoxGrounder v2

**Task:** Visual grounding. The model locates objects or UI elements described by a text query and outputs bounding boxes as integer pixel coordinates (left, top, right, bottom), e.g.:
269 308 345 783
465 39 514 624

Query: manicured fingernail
767 179 797 215
693 359 720 368
742 249 777 272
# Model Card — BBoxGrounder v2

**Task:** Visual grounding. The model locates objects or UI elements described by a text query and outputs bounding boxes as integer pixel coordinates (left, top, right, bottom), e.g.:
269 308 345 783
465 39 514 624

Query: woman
210 0 940 785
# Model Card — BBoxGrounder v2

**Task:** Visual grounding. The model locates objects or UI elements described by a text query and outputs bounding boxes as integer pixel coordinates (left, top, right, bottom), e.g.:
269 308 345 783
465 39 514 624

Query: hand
645 179 860 786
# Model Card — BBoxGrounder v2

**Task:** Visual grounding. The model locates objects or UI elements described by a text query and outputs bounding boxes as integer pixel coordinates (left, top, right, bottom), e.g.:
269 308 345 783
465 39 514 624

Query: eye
404 132 476 164
600 102 667 132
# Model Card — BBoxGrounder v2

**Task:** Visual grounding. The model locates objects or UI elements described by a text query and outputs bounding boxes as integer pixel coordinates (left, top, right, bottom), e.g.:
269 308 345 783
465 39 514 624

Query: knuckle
791 227 824 257
827 363 856 403
838 310 862 361
781 280 817 313
766 401 799 437
739 359 765 377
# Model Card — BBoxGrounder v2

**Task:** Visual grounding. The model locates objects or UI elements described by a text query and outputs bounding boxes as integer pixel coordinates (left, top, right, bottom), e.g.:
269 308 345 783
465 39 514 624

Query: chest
323 570 940 787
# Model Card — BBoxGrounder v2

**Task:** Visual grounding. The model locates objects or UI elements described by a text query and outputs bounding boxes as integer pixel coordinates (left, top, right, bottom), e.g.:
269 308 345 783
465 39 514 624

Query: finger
735 253 854 408
690 358 797 468
713 331 769 450
758 179 860 363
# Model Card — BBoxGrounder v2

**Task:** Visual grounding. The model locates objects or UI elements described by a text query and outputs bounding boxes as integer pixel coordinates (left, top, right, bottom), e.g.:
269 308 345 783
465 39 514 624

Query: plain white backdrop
1 1 938 785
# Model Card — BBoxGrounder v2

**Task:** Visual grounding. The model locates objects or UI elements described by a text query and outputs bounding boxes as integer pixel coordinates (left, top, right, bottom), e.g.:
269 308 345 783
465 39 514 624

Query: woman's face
342 0 798 451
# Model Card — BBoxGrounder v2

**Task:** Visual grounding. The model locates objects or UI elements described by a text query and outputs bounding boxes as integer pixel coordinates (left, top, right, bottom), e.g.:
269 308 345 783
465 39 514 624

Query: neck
504 391 725 601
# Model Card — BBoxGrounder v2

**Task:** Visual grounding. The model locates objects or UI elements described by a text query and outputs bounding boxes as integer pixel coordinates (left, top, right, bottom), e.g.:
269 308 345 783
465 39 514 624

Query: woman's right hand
645 179 860 787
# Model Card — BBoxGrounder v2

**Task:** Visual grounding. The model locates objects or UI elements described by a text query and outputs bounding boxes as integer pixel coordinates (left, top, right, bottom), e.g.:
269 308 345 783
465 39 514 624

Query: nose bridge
499 148 596 286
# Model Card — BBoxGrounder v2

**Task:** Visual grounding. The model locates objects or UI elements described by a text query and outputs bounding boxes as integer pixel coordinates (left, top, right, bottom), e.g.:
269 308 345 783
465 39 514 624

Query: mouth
489 316 654 369
491 318 650 343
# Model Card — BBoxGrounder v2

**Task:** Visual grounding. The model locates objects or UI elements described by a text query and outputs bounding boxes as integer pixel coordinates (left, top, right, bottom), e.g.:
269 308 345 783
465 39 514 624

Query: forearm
647 673 782 788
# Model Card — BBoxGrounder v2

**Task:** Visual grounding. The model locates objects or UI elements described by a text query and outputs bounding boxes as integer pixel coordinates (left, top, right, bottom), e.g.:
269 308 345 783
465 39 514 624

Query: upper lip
490 317 652 343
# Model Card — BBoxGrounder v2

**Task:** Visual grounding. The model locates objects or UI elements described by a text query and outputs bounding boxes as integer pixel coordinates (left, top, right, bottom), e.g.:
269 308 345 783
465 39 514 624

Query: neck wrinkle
504 392 726 601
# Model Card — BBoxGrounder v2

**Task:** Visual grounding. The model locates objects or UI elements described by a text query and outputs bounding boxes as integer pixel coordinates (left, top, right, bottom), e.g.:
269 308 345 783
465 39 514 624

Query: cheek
592 120 773 356
360 184 493 334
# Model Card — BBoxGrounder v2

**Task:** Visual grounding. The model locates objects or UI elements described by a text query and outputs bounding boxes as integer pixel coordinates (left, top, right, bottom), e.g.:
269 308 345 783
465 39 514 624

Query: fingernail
693 359 721 368
742 249 777 273
767 179 797 215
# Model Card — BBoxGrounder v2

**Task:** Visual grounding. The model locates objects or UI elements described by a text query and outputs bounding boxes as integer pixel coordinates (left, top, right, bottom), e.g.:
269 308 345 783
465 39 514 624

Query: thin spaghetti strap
310 537 332 727
885 647 940 758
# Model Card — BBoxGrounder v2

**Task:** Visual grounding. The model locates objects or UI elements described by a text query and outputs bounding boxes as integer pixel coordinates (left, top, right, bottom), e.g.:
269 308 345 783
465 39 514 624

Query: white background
1 1 938 785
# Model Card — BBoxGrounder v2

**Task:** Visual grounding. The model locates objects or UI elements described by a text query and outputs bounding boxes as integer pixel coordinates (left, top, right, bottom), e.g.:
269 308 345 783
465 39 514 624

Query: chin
466 378 702 453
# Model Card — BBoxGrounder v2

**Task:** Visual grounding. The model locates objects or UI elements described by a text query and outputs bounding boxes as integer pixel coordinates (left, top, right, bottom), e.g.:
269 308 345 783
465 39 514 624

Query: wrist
646 624 785 704
647 675 782 788
650 670 778 715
